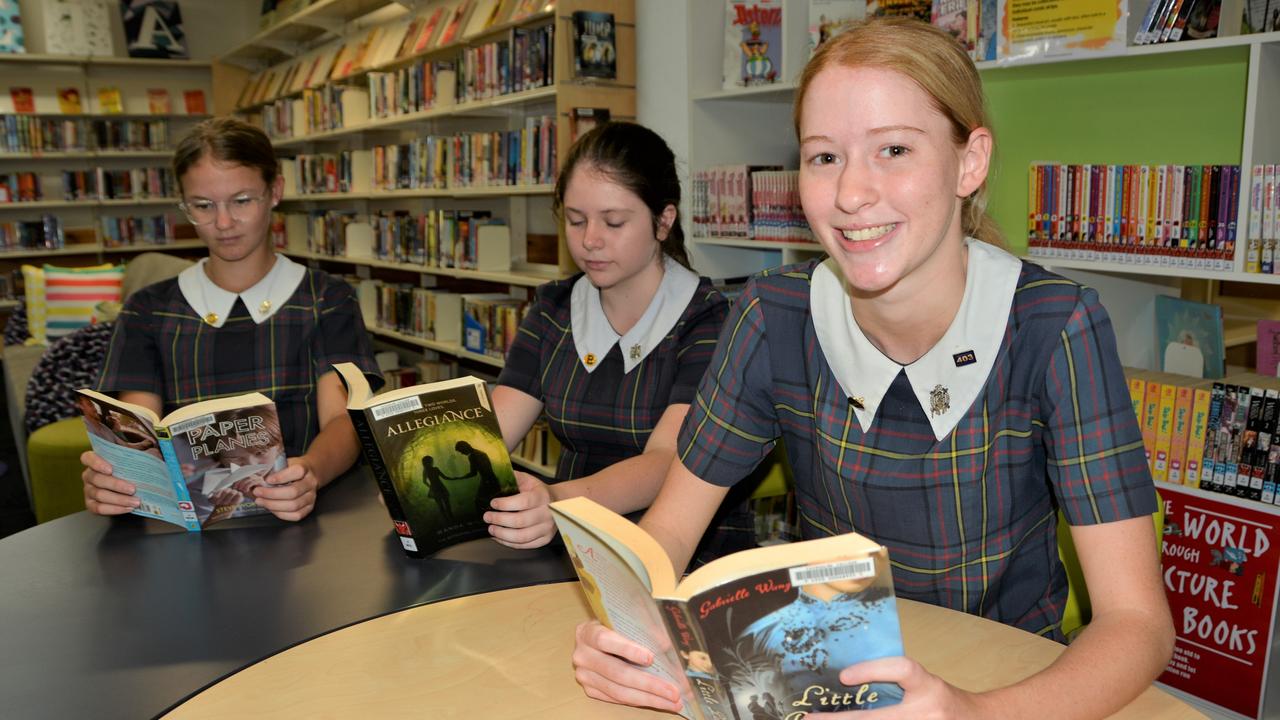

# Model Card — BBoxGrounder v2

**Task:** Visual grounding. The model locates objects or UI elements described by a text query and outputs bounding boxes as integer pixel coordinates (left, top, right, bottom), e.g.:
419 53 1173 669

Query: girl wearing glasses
80 117 382 522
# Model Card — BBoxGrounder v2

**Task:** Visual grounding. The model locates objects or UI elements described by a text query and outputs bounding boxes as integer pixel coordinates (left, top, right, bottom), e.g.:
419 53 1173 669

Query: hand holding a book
484 471 557 548
249 457 318 522
571 620 684 714
830 656 984 719
80 450 141 515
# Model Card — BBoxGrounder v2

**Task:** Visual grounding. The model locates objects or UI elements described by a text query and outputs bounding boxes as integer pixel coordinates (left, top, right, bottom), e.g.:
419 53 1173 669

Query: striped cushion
42 264 124 339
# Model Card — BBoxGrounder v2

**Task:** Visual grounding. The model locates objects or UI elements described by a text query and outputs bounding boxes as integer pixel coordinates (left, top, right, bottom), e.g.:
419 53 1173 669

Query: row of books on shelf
1131 368 1280 507
0 216 63 252
274 208 513 273
7 86 206 117
236 0 557 111
99 214 196 248
280 117 557 194
690 166 813 244
1025 163 1242 270
361 278 529 360
1134 0 1276 45
1244 163 1280 274
1 116 170 154
60 167 177 202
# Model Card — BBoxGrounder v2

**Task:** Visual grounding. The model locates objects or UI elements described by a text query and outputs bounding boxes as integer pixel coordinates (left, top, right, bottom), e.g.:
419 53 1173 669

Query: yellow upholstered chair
1057 491 1165 640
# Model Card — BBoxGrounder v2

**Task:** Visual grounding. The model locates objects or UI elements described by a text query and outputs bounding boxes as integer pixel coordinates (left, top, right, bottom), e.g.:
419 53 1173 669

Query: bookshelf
662 4 1280 371
0 51 213 307
216 0 637 371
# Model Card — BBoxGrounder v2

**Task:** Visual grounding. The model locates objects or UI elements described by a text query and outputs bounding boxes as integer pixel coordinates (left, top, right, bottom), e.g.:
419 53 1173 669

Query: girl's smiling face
798 65 990 299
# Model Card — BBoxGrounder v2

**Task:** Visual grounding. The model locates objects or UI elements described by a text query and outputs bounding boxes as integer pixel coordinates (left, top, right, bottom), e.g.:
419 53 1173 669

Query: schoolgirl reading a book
485 122 752 562
571 18 1173 719
80 117 381 522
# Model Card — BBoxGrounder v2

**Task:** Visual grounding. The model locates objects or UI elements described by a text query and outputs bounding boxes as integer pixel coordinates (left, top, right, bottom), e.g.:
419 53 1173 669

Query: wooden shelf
99 197 179 207
0 244 103 259
0 54 211 69
0 150 172 160
102 241 205 254
281 184 554 202
2 112 211 121
693 235 822 252
366 325 504 368
217 0 397 69
0 200 97 210
284 249 562 288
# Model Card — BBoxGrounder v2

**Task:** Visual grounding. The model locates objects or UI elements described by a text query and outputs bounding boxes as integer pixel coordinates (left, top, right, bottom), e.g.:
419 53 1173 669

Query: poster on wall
1158 484 1280 719
999 0 1127 63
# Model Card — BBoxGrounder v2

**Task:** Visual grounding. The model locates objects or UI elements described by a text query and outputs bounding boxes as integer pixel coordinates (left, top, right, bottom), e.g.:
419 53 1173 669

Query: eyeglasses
178 193 270 225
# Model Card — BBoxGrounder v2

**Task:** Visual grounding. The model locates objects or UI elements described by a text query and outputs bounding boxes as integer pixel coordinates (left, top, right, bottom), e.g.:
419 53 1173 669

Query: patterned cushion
20 264 46 345
42 263 124 340
25 321 115 434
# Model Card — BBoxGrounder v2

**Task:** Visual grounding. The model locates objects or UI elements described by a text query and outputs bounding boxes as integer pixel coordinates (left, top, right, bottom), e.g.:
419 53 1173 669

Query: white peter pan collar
178 254 306 328
571 256 700 374
811 239 1021 441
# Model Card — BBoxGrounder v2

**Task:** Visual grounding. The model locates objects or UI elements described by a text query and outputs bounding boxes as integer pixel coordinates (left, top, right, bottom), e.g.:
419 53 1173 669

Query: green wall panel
980 46 1249 255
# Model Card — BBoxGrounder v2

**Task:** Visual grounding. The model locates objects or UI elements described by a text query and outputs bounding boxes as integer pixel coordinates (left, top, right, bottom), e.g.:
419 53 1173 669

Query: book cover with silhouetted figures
334 362 517 558
551 497 904 720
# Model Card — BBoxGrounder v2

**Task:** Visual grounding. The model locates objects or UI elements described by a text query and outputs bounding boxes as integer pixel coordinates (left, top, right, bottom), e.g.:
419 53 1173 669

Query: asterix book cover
551 497 904 720
334 362 517 558
76 389 287 530
723 0 785 90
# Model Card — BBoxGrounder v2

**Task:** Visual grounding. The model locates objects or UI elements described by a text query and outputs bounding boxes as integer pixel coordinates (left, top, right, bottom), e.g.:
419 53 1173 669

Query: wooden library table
167 582 1204 720
0 467 576 720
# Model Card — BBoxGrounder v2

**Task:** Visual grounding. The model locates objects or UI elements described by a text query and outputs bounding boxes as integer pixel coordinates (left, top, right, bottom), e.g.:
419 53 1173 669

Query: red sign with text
1159 485 1280 719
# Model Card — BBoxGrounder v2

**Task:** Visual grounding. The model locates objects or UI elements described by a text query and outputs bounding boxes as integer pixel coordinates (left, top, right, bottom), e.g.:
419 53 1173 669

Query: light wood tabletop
166 581 1204 719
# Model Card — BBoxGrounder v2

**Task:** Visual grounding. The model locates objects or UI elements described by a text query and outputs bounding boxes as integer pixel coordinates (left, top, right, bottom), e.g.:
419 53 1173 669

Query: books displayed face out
0 0 25 54
571 11 617 80
551 498 905 720
120 0 189 59
723 1 784 90
334 362 518 558
76 389 289 530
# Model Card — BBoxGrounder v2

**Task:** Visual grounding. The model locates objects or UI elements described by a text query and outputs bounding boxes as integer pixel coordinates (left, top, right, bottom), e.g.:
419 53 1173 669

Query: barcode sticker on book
789 558 876 587
170 413 216 435
371 396 423 421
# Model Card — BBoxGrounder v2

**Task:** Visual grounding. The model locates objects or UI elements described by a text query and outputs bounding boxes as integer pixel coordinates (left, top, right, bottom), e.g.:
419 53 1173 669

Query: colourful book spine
1153 382 1177 482
1142 380 1162 473
1184 387 1212 489
1168 385 1193 484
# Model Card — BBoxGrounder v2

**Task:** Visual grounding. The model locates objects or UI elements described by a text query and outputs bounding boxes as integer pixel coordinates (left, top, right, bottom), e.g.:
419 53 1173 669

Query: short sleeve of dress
96 287 163 396
1044 286 1157 525
676 278 781 488
666 282 729 407
312 275 383 391
496 281 560 402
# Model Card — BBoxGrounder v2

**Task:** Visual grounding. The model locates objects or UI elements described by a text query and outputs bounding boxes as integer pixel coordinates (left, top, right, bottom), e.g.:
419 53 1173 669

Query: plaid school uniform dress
97 265 381 457
677 242 1155 640
499 260 756 562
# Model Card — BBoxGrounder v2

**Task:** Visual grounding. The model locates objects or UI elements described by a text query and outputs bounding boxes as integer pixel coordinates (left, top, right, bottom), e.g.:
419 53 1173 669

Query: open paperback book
550 497 904 720
334 362 517 558
76 389 287 530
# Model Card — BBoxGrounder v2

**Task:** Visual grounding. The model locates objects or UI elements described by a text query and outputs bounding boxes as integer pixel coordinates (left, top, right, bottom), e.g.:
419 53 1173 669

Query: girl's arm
833 515 1173 720
257 371 360 521
485 402 692 549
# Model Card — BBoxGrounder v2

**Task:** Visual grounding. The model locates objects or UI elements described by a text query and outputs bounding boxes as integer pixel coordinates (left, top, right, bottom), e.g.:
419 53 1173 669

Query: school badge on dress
929 384 950 416
630 344 642 360
584 353 597 367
